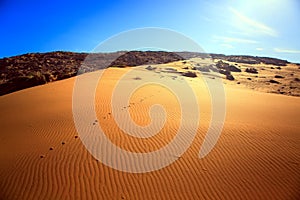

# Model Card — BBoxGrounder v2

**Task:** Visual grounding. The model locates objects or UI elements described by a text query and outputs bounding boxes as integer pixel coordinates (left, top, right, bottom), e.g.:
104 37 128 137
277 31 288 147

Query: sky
1 0 300 62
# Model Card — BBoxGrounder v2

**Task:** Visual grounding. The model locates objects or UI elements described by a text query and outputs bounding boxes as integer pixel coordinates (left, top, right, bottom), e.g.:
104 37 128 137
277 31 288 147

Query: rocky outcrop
164 52 289 66
216 60 241 72
181 71 197 78
0 51 88 96
216 60 237 81
146 65 156 71
228 65 241 72
245 68 258 74
108 51 183 67
226 74 235 80
211 54 289 66
0 51 185 96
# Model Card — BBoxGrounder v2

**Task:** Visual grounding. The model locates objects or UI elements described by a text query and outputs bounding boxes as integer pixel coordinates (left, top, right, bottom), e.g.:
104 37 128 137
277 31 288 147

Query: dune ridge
0 67 299 199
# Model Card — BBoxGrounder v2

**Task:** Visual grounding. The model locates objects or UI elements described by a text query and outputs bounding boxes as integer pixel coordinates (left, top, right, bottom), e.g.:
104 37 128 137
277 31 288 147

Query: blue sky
1 0 300 62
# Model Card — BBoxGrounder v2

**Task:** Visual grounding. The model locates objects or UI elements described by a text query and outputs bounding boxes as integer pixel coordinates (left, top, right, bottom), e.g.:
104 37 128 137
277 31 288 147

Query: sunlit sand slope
0 67 299 199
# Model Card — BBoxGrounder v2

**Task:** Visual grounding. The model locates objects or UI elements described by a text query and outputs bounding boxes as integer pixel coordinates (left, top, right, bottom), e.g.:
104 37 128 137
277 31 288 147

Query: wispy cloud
213 36 258 44
274 48 300 53
256 48 264 51
229 7 278 37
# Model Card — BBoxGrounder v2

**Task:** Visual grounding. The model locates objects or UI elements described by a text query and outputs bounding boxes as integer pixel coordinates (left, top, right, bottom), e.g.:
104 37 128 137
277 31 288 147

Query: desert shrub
294 77 300 82
269 79 280 84
274 75 284 78
133 76 142 80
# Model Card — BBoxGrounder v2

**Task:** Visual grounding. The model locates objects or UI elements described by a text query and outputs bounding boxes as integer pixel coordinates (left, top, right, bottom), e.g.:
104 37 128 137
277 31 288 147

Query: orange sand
0 68 299 199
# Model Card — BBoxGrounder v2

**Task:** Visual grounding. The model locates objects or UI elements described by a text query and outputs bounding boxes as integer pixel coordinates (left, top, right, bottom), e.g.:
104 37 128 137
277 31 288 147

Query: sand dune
0 67 299 199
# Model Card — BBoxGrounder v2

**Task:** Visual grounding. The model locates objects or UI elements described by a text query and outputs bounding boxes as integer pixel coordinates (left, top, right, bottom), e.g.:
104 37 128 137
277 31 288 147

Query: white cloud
229 7 278 37
213 36 258 44
256 48 264 51
274 48 300 53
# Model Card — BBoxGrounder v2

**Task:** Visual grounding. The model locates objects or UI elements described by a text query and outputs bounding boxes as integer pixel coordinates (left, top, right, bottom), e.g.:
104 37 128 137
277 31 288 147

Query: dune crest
0 66 300 199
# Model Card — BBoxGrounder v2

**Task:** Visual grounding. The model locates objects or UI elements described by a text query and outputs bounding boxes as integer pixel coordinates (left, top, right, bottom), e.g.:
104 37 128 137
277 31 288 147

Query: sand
0 67 299 199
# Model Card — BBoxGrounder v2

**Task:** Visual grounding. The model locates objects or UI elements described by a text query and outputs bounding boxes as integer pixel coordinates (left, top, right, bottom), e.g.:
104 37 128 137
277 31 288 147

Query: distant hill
0 51 296 96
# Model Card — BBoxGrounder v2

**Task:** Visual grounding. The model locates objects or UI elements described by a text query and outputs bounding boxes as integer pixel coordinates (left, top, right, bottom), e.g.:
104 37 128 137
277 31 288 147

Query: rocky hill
0 51 298 96
178 52 290 66
0 51 183 96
